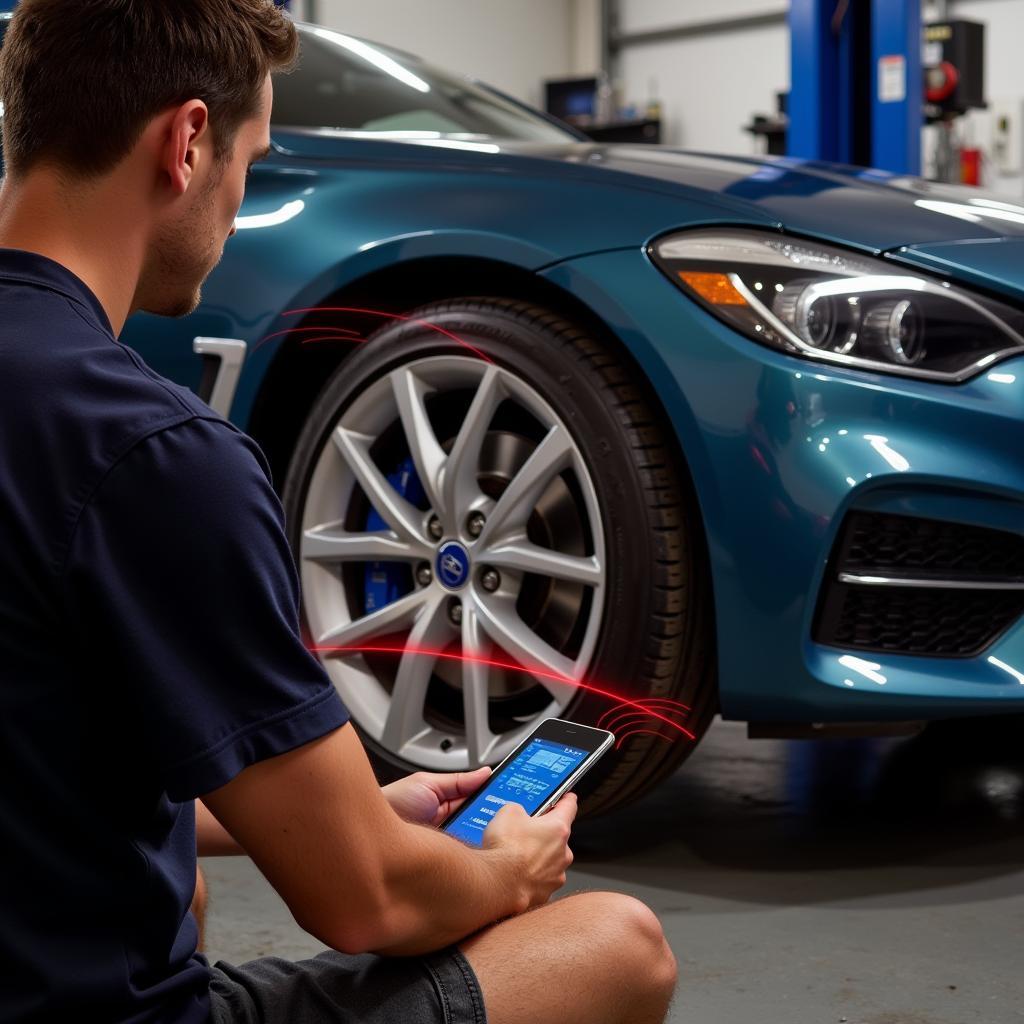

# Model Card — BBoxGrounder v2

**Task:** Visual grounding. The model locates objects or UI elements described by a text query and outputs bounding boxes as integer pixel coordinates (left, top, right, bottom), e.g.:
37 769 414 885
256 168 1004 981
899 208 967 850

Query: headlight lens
650 229 1024 381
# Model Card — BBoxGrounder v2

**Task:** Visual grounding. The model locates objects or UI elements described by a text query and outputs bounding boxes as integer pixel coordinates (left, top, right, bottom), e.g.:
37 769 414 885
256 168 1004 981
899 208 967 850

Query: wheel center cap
436 541 471 590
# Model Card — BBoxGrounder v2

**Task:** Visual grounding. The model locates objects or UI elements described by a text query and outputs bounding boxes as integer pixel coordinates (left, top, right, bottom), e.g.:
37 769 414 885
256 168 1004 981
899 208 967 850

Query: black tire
282 298 717 816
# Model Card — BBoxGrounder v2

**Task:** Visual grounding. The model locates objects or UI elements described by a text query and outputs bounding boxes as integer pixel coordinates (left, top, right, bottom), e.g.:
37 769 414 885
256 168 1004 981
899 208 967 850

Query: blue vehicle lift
789 0 921 175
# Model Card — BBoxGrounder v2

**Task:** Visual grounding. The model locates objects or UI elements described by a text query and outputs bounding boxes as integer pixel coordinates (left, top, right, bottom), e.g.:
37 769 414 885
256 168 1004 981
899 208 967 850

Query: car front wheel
282 298 716 814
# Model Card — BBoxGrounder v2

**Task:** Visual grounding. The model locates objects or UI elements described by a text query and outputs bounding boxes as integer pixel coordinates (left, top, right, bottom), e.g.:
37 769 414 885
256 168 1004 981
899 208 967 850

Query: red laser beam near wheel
258 325 362 345
598 698 692 733
310 643 696 741
601 715 692 749
299 335 366 347
610 728 685 750
254 306 494 363
599 697 695 747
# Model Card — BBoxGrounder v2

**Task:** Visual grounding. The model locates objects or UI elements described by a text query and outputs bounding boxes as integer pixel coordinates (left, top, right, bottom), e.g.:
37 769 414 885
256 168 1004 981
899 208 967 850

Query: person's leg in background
459 890 678 1024
191 866 208 952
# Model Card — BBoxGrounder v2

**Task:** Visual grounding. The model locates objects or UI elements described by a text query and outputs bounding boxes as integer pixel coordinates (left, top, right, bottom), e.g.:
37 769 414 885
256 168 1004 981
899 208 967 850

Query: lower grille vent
814 512 1024 657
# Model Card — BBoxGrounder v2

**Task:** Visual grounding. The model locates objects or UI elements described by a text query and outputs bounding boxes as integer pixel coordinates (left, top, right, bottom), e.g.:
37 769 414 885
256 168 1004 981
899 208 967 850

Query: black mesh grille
820 585 1024 656
815 512 1024 657
841 511 1024 580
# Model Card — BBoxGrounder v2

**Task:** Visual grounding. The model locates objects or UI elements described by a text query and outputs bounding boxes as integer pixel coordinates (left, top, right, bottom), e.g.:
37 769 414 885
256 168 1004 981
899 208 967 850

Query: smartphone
440 718 614 848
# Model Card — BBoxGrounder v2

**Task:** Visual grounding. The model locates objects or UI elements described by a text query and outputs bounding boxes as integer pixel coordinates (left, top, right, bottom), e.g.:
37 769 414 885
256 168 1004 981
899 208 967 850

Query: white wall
570 0 603 76
614 3 789 154
619 0 786 34
291 0 1024 188
296 0 574 109
615 0 1024 187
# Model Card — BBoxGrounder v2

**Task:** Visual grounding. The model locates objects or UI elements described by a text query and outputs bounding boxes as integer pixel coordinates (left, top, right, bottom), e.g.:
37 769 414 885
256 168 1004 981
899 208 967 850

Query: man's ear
163 100 211 196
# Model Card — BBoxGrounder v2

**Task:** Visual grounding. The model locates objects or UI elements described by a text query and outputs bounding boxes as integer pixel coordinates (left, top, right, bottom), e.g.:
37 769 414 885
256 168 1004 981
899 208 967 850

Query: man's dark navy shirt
0 250 350 1022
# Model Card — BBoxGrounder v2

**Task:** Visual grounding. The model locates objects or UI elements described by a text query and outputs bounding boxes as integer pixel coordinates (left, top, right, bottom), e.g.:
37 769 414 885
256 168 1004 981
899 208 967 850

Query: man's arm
201 721 575 957
197 799 244 856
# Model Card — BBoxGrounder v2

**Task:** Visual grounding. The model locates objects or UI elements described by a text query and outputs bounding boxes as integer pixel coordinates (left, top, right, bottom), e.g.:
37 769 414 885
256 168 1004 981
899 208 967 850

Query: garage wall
290 0 1024 191
570 0 603 77
614 0 1024 191
923 0 1024 196
613 2 789 155
294 0 574 108
618 0 786 34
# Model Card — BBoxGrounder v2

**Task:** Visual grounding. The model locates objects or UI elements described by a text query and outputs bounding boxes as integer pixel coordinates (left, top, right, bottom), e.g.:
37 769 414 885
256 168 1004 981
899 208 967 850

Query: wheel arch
246 255 629 486
246 255 718 675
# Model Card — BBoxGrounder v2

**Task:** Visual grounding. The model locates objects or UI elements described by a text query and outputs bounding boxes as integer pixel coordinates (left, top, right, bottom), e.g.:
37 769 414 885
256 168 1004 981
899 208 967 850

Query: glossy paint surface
109 103 1024 723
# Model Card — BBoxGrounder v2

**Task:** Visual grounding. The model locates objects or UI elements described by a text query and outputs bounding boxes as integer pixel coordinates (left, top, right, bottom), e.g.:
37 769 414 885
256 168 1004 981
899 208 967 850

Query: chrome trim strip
193 337 247 419
838 572 1024 591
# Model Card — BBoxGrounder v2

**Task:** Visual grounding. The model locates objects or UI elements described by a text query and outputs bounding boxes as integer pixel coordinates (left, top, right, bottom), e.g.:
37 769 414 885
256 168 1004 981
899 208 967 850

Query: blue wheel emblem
437 541 470 590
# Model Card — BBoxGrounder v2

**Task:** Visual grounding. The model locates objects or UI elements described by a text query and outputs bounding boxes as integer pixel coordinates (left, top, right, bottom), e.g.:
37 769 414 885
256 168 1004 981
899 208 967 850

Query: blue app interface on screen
444 737 589 847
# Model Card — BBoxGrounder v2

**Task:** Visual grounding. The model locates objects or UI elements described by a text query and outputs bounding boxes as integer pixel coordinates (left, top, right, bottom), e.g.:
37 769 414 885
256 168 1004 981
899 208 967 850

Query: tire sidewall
282 303 706 791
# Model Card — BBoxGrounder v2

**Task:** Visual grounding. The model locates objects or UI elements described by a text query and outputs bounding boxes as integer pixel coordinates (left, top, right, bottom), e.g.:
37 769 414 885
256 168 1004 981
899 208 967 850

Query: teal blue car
10 16 1024 812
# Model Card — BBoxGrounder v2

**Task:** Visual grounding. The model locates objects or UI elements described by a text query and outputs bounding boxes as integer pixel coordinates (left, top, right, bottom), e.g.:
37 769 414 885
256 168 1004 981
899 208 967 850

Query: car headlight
649 229 1024 382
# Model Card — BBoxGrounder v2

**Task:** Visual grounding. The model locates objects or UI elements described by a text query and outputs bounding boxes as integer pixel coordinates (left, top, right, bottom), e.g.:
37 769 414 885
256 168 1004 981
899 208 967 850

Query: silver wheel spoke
476 425 573 546
441 365 502 521
316 588 426 653
302 355 606 772
474 594 579 704
381 595 451 753
461 603 498 766
332 426 426 544
391 367 448 519
302 524 426 564
483 540 602 588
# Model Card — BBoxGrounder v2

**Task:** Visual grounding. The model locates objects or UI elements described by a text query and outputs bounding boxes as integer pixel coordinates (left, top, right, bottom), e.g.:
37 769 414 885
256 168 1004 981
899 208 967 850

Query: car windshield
272 24 577 144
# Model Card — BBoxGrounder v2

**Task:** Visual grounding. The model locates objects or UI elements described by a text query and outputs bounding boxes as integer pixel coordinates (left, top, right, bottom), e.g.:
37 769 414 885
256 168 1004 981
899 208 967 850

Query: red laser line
601 711 673 735
614 729 677 750
299 335 366 347
599 703 692 735
311 643 696 739
258 325 362 346
598 697 692 722
602 714 695 743
277 306 494 364
599 700 692 731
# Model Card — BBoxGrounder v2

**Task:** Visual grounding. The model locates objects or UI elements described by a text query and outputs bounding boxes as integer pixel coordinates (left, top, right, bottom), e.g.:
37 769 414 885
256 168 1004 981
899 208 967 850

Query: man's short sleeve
61 417 350 801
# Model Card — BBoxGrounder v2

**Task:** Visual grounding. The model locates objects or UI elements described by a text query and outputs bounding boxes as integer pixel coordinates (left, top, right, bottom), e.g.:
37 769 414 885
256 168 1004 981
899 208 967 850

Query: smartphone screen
442 736 592 847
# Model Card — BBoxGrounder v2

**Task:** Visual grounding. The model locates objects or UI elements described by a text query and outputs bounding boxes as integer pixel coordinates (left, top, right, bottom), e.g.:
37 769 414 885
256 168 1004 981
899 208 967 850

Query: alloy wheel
298 355 606 770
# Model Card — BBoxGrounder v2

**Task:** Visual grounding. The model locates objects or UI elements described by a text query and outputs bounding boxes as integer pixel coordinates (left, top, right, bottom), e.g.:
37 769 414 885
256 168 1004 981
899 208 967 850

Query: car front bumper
542 245 1024 722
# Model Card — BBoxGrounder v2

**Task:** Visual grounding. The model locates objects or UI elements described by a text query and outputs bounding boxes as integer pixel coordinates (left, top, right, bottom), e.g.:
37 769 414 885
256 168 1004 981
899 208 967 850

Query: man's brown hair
0 0 298 178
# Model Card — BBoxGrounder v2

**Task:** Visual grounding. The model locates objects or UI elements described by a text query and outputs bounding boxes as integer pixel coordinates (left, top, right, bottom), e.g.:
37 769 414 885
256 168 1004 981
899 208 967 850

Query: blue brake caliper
363 457 428 613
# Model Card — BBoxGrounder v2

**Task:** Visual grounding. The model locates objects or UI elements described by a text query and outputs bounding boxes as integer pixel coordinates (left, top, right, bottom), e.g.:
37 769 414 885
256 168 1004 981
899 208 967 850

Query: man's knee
563 892 678 999
460 890 677 1024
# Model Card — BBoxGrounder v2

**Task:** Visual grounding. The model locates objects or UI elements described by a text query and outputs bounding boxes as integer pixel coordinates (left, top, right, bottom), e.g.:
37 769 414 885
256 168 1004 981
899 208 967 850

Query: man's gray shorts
208 945 487 1024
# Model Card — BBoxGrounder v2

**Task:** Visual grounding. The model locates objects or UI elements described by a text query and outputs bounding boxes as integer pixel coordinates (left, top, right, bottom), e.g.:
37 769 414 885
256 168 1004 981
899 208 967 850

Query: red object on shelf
961 147 981 185
926 61 960 104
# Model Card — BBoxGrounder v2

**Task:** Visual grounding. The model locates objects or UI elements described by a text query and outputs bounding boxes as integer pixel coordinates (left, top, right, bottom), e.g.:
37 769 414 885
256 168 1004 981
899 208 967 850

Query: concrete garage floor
200 719 1024 1024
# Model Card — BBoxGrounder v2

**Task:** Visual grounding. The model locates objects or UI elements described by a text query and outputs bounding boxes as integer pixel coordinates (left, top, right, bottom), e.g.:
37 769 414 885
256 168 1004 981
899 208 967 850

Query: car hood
576 147 1024 249
273 131 1024 255
891 237 1024 303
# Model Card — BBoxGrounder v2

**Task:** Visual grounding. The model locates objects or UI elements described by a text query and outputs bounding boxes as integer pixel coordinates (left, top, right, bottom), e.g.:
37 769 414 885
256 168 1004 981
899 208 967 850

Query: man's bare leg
458 891 678 1024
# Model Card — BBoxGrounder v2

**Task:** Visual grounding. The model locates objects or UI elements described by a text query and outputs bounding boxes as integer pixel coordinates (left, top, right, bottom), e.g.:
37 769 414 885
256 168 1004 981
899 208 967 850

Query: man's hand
382 766 493 827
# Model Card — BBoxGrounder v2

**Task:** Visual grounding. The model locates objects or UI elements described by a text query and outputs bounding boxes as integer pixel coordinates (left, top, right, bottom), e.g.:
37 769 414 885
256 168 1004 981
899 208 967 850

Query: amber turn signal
677 271 749 306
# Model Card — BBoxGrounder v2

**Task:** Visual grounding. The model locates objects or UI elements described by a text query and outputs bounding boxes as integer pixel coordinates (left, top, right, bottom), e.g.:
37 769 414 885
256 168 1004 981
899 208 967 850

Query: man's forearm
366 821 527 956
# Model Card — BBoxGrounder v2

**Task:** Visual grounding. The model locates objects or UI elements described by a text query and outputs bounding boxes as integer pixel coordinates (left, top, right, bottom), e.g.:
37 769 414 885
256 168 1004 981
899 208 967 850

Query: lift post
789 0 922 175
